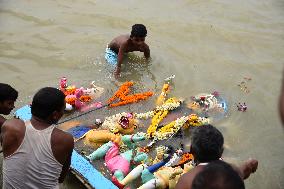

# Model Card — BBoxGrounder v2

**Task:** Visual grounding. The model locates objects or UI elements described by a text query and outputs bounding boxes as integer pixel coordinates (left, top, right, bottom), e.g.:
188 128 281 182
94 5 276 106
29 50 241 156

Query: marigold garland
177 153 194 165
156 83 170 105
66 97 76 105
80 95 92 102
183 114 201 129
153 114 210 140
107 82 133 104
63 86 76 96
65 95 92 106
155 116 188 140
107 81 153 108
146 98 181 138
147 110 169 138
134 98 181 120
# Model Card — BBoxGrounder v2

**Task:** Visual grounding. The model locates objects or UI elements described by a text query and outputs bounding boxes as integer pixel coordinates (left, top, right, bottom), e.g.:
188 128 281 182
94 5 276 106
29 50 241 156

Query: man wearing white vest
2 87 74 189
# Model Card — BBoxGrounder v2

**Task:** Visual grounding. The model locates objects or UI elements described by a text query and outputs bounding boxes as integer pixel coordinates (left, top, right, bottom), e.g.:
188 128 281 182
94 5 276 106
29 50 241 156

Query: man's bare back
175 165 204 189
108 34 149 55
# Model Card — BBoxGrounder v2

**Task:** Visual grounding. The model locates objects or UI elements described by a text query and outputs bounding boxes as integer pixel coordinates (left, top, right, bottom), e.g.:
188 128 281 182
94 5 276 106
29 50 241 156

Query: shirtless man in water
105 24 150 78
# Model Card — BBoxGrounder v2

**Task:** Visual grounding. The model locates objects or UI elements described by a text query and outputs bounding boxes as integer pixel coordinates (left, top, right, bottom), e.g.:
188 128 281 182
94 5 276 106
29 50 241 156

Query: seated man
105 24 150 78
192 160 245 189
2 87 74 189
175 125 258 189
0 83 18 128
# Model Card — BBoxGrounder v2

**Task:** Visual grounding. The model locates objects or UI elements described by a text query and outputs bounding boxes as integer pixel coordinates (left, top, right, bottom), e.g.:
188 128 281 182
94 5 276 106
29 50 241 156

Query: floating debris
236 102 247 112
237 77 252 93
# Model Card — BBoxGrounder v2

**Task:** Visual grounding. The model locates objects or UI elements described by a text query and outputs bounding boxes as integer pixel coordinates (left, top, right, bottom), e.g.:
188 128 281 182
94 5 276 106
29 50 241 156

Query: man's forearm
115 62 122 77
144 50 150 59
58 155 71 183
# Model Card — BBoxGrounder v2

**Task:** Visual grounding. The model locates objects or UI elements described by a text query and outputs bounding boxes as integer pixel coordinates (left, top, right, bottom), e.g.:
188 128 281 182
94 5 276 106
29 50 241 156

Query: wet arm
115 45 125 78
232 159 258 180
143 44 150 59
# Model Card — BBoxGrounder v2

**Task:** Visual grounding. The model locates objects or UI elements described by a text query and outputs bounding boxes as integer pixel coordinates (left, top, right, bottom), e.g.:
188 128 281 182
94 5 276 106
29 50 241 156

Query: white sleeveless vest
3 121 62 189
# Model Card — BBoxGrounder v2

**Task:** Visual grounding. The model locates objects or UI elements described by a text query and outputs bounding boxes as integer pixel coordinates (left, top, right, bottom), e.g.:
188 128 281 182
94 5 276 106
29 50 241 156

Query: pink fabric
105 144 130 175
75 88 84 109
80 102 102 112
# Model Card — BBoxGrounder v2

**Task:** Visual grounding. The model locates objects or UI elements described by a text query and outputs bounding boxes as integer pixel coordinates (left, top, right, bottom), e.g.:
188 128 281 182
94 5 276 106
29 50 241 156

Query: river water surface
0 0 284 189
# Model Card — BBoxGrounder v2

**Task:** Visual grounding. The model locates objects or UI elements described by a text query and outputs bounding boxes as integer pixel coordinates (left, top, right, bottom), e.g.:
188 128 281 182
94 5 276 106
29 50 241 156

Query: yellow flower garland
154 114 210 140
184 114 203 128
146 98 181 138
156 83 170 106
147 110 169 138
155 116 188 140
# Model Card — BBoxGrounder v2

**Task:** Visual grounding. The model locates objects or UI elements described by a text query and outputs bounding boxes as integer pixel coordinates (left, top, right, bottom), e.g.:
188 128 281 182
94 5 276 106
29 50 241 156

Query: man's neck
195 159 219 165
31 116 53 130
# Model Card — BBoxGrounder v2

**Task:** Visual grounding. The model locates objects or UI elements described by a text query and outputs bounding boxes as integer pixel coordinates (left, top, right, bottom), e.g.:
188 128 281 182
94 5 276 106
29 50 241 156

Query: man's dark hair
0 83 18 102
192 160 245 189
31 87 65 120
130 24 147 38
191 124 224 162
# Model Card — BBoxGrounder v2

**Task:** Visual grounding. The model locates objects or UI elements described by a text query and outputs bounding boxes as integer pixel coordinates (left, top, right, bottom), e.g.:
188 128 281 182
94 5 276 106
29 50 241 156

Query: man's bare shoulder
109 34 129 53
2 118 25 131
113 34 129 41
111 34 129 45
2 119 25 157
52 128 74 147
141 43 150 52
51 128 74 164
142 42 149 49
176 166 204 189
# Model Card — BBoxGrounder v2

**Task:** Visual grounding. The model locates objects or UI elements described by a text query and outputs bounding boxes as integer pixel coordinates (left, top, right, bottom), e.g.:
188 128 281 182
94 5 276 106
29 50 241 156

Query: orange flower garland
63 86 76 96
65 95 92 106
79 95 92 102
66 97 76 105
108 82 133 103
107 81 153 108
177 153 194 165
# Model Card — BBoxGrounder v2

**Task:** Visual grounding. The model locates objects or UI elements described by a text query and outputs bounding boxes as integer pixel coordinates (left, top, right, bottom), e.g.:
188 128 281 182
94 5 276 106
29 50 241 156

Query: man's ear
51 111 60 122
